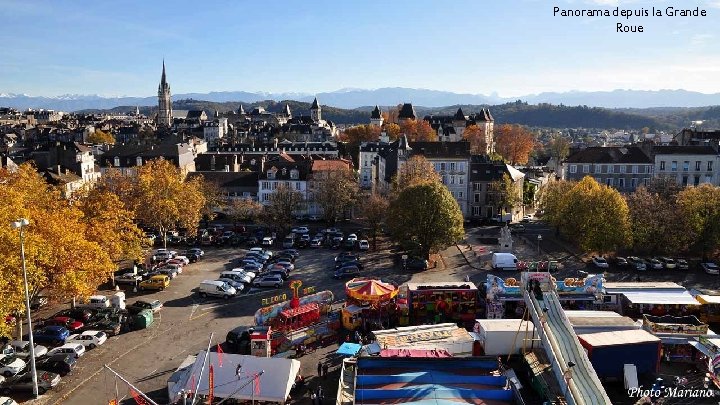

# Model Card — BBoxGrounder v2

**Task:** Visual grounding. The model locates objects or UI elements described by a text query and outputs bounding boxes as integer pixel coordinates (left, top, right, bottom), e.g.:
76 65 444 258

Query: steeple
370 105 384 127
310 97 321 122
157 60 173 127
160 59 167 87
311 97 320 109
238 104 246 115
284 103 292 117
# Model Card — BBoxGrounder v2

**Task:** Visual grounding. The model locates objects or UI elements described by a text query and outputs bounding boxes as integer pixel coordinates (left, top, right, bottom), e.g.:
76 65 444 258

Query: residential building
100 141 196 175
469 155 525 222
424 108 494 151
674 128 720 147
562 146 653 192
42 166 85 199
653 145 720 187
257 160 311 212
31 141 100 184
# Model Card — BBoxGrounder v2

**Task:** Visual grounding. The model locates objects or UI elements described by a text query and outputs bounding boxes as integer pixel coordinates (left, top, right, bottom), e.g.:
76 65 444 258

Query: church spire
161 59 167 86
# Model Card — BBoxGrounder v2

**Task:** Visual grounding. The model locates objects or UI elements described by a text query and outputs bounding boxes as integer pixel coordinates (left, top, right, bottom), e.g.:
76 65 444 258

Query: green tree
547 133 570 164
488 173 523 216
563 177 630 253
676 184 720 259
387 182 464 259
87 129 115 145
392 155 441 194
361 193 389 250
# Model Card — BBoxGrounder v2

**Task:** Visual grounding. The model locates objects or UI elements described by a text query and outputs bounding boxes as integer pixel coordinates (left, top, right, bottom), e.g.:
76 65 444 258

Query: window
472 206 481 216
705 175 712 184
569 165 577 174
683 161 689 172
582 165 589 173
262 194 269 202
660 161 665 171
631 178 638 189
643 178 649 186
458 191 464 199
620 165 626 174
694 176 700 186
602 165 608 173
632 165 639 174
261 181 270 190
617 178 625 189
267 170 276 179
606 178 613 186
114 156 120 167
696 161 702 171
671 161 678 172
682 176 688 186
295 182 301 190
474 193 481 203
440 163 446 171
458 162 465 172
363 176 368 182
442 175 447 185
290 169 299 179
594 165 600 173
450 162 456 171
459 177 464 185
474 183 482 191
450 175 455 185
709 161 714 171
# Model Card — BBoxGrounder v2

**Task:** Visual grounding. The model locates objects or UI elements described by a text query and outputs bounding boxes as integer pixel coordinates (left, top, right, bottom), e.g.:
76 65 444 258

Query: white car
189 248 205 257
231 268 256 280
162 263 183 274
266 261 294 272
291 226 310 234
358 240 369 251
249 247 272 258
173 256 190 265
47 343 85 359
702 262 720 275
0 355 26 377
591 256 609 268
217 278 245 292
347 234 358 242
6 341 48 359
0 396 19 405
67 331 107 349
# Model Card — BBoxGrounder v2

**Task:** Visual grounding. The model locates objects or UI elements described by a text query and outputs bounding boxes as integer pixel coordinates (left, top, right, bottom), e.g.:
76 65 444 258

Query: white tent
172 351 300 404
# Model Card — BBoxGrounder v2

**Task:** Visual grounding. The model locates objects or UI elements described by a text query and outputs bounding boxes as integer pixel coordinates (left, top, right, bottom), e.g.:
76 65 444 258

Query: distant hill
5 88 720 111
79 99 669 130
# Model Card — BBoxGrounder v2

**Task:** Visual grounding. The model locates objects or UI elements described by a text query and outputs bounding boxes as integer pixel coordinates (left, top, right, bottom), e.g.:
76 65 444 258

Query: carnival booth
343 278 399 332
642 314 711 362
602 282 699 319
690 291 720 324
690 335 720 388
403 282 479 328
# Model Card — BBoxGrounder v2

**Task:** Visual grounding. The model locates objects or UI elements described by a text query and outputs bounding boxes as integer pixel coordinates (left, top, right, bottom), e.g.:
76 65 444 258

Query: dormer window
281 168 287 176
114 156 120 167
267 170 276 179
290 169 299 179
136 156 142 166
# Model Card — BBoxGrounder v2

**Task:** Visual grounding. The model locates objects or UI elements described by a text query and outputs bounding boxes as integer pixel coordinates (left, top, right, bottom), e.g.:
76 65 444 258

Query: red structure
271 302 321 331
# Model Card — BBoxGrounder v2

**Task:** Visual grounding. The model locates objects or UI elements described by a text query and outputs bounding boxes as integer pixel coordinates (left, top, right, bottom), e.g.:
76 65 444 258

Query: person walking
323 363 329 379
317 361 323 377
310 391 317 405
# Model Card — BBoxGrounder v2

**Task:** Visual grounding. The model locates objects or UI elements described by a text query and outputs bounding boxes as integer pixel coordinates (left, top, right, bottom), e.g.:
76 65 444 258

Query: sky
1 0 719 97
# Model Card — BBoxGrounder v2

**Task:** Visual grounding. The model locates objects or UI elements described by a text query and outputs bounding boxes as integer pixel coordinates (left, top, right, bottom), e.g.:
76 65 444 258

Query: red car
43 317 84 331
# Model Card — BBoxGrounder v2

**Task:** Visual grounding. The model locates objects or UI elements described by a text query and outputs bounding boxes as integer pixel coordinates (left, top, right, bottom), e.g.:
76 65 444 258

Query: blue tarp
337 342 362 356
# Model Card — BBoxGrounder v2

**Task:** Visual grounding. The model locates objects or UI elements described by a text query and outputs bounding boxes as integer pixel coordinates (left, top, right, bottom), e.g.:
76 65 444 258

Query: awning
623 291 700 305
696 295 720 305
379 349 452 358
690 340 717 358
337 342 362 356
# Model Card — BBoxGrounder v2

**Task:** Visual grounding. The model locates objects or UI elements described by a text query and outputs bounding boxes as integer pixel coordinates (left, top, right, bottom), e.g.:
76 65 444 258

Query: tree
313 170 359 224
494 124 536 165
626 186 692 255
546 133 570 164
384 123 401 141
387 182 464 259
392 155 441 193
133 159 206 248
200 180 225 226
361 193 389 250
563 177 631 253
462 124 487 154
138 126 155 144
399 119 437 142
489 174 523 216
262 183 303 233
0 164 115 338
227 198 263 225
87 129 115 145
676 184 720 259
538 180 575 234
341 125 381 145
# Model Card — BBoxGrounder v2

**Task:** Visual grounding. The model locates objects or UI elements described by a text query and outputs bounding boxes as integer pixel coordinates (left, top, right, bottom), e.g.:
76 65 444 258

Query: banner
208 365 214 404
130 389 149 405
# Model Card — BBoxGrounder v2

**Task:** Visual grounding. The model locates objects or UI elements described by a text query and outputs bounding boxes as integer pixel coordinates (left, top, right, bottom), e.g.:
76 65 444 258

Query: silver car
253 274 284 288
217 278 245 292
6 341 48 359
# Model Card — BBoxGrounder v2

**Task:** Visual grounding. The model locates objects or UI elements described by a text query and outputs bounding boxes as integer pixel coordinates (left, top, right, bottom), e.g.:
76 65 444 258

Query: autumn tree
227 198 263 225
387 181 464 258
488 174 523 216
546 134 570 165
391 155 441 194
262 183 303 233
199 180 225 226
538 179 576 235
384 123 401 141
0 165 115 338
676 184 720 258
361 193 389 250
133 159 206 248
87 129 115 145
463 124 487 154
626 186 692 255
312 169 359 224
399 119 437 142
341 125 381 145
495 124 536 165
563 176 631 253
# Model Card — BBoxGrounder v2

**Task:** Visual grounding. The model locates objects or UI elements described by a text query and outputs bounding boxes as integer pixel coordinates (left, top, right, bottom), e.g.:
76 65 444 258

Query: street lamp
11 218 38 398
537 234 542 256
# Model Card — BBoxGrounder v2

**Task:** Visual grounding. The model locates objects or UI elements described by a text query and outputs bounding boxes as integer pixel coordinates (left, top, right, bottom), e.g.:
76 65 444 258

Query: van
492 253 519 271
198 280 237 300
139 275 170 291
282 236 295 249
79 295 110 310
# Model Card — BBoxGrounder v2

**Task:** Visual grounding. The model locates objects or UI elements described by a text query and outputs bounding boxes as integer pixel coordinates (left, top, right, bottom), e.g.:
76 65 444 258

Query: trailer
577 329 661 379
472 319 536 356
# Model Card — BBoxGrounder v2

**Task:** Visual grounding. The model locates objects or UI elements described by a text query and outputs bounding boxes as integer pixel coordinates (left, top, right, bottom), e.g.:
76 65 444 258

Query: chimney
225 165 230 172
260 155 266 172
273 137 278 149
56 165 61 174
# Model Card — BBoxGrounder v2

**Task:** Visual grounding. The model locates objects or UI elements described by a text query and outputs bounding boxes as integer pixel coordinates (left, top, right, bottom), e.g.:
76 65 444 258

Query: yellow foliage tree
462 124 487 154
392 155 441 194
676 184 720 258
87 129 115 145
384 123 401 141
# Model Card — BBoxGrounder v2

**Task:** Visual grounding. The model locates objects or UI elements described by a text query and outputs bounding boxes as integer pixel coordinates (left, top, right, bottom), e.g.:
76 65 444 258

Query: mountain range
2 88 720 111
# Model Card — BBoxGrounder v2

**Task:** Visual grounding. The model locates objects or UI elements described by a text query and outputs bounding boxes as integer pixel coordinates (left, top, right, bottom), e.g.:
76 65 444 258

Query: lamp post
536 234 542 256
12 218 38 398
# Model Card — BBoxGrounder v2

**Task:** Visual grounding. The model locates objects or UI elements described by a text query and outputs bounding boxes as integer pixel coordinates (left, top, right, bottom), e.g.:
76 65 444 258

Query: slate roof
187 171 259 189
453 108 466 121
259 160 311 180
470 156 519 182
311 98 320 109
187 110 206 119
409 141 470 158
42 166 82 185
653 145 718 155
371 105 382 119
564 146 652 164
398 103 416 120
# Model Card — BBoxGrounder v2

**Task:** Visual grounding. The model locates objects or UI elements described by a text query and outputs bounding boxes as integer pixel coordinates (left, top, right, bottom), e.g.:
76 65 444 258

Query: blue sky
1 0 719 97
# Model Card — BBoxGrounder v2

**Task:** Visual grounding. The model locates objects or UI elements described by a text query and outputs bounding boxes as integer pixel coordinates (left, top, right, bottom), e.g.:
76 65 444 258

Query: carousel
342 278 399 332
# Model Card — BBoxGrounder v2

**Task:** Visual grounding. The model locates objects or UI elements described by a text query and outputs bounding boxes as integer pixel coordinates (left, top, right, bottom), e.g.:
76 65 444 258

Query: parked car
198 280 237 299
627 256 647 271
253 274 284 288
702 262 720 275
139 275 170 291
342 240 355 251
66 331 107 349
261 236 274 246
334 265 360 279
226 326 252 354
79 319 121 337
114 273 142 285
47 343 85 359
42 317 83 332
5 341 48 360
645 258 663 270
335 259 363 270
335 252 357 262
249 247 273 258
217 278 245 292
35 353 76 377
331 233 344 244
266 261 294 272
240 258 264 270
291 226 310 234
613 256 629 268
278 249 299 259
30 326 70 346
347 234 358 243
272 254 296 264
153 267 179 279
30 295 49 310
310 238 323 248
659 257 677 269
188 248 205 257
264 270 289 281
54 308 94 323
358 240 369 251
221 270 253 284
406 257 430 271
0 356 25 378
128 300 163 314
0 370 60 395
181 252 200 263
509 224 525 233
245 252 270 262
591 256 609 268
676 258 690 270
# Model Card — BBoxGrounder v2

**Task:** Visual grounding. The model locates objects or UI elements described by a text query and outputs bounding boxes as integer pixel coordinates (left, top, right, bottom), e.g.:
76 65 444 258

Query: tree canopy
312 169 359 224
462 124 487 154
86 129 115 145
262 183 302 233
361 193 389 250
392 155 441 194
488 173 523 215
494 124 536 165
399 119 437 142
